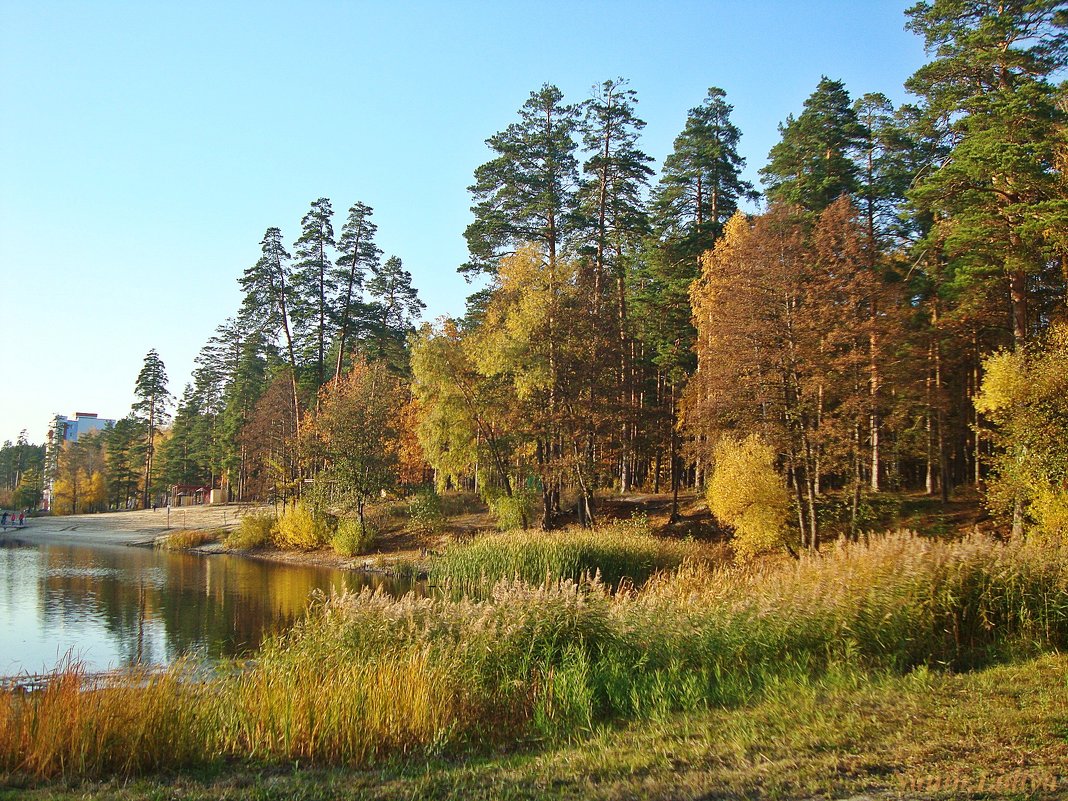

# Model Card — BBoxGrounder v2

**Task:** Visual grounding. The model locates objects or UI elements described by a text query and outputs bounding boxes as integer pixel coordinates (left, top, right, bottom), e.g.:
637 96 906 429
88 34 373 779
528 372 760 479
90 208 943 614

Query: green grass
427 516 702 593
3 531 1068 787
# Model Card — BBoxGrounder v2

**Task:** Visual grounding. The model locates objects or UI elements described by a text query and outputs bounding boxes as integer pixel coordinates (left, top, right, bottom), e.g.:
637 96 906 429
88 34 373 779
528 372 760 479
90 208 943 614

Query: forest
19 1 1068 556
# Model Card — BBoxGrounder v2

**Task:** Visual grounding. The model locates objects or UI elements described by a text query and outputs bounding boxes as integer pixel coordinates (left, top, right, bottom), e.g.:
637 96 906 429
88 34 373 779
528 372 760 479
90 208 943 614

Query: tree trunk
1009 268 1028 350
869 306 880 492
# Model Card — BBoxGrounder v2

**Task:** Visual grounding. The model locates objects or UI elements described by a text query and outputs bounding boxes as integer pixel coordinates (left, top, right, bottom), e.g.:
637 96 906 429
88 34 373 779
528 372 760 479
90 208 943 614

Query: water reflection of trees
36 545 414 666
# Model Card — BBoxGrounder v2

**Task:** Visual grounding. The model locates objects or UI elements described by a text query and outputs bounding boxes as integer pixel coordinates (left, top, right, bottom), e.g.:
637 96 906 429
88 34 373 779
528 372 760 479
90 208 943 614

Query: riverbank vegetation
3 531 1068 787
426 516 708 593
8 651 1066 800
156 528 224 550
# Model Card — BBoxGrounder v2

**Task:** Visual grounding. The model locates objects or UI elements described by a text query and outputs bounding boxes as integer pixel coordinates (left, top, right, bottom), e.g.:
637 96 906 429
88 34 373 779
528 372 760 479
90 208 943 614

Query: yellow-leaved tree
707 434 794 559
974 325 1068 540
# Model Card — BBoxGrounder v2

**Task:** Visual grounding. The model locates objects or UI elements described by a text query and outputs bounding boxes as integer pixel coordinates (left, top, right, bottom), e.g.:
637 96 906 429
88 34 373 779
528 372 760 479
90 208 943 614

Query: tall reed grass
3 532 1067 782
156 528 223 550
428 516 697 592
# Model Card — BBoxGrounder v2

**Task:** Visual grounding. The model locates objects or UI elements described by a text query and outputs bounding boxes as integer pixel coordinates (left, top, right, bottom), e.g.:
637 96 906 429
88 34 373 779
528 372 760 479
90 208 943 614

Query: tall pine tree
291 197 337 387
761 77 866 213
463 83 580 278
132 348 171 509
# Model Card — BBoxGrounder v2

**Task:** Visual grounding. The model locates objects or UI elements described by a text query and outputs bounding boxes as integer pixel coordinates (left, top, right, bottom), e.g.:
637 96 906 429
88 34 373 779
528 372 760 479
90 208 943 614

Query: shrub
274 502 330 550
974 327 1068 538
707 434 794 559
483 486 537 531
332 517 377 557
226 510 277 550
408 488 445 535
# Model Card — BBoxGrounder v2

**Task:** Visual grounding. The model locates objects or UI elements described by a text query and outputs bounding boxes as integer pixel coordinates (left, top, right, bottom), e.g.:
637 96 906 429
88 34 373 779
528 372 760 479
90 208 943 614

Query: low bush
483 486 537 531
407 488 446 535
226 510 277 550
274 503 329 550
707 434 793 559
331 517 377 557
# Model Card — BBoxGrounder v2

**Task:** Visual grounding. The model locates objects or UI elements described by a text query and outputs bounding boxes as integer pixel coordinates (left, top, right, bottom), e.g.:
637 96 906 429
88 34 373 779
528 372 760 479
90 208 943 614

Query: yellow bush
274 503 329 550
1029 486 1068 545
707 434 793 559
226 510 277 550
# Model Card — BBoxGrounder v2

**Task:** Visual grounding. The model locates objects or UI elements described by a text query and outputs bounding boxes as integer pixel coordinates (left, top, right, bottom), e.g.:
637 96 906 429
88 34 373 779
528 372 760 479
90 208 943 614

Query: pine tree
761 77 866 213
577 79 654 491
104 416 142 509
333 201 381 377
365 255 425 372
906 0 1068 349
578 78 654 304
132 348 171 509
291 197 337 387
653 86 755 260
160 383 214 487
239 227 301 424
463 83 580 277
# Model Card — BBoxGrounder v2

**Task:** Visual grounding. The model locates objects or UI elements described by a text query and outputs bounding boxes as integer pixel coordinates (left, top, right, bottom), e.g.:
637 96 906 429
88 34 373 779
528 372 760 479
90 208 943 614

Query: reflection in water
0 539 415 675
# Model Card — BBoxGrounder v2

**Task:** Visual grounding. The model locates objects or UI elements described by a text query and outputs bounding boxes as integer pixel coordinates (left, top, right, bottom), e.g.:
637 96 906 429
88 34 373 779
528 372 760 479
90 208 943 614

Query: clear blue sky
0 0 927 444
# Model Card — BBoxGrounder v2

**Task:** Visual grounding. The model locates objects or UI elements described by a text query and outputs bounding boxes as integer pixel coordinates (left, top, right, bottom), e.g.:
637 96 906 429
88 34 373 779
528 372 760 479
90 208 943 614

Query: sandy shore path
2 505 252 547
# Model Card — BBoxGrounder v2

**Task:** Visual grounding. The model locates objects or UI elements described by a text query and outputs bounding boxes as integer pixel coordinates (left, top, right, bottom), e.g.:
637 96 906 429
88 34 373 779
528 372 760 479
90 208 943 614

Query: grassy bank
3 531 1068 786
426 516 710 592
6 654 1067 800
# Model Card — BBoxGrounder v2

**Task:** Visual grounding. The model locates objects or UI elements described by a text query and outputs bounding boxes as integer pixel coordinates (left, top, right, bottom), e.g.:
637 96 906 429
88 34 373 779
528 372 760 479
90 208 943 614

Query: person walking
0 511 7 530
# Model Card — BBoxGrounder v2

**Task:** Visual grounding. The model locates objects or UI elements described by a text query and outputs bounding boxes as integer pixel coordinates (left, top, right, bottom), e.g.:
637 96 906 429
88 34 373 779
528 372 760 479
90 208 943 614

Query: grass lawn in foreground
6 653 1065 801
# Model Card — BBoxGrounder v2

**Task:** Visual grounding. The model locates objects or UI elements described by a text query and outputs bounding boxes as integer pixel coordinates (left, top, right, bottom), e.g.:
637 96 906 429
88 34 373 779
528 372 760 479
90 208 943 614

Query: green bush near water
331 517 377 556
482 486 537 531
225 510 277 550
407 488 446 535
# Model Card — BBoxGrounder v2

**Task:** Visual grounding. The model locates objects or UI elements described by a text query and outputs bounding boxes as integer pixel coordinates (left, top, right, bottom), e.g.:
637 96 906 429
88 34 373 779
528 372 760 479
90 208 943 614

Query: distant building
43 412 117 511
49 412 116 444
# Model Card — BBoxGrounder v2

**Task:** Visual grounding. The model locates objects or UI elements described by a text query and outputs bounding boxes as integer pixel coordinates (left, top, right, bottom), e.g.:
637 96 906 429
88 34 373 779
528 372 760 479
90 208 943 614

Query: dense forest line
23 1 1068 552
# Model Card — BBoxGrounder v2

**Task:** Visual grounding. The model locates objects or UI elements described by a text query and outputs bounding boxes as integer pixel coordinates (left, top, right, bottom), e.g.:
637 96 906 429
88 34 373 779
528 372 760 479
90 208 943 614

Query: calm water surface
0 536 413 675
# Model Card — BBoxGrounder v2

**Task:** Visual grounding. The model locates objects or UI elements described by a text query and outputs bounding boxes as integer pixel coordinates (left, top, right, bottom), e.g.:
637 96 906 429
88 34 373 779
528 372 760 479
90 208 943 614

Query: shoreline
1 504 427 575
0 504 248 548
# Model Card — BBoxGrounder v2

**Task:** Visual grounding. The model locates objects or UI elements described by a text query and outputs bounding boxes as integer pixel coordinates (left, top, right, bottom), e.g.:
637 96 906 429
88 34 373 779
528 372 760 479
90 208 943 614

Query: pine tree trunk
869 308 880 492
1010 269 1028 350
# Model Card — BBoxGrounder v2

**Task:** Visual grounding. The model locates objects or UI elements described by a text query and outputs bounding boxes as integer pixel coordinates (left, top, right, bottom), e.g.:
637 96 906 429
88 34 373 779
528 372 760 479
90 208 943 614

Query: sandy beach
1 504 250 548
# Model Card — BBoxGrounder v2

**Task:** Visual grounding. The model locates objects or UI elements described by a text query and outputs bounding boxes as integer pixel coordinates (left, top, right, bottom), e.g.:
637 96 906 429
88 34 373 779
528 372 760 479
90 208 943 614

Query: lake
0 536 413 676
